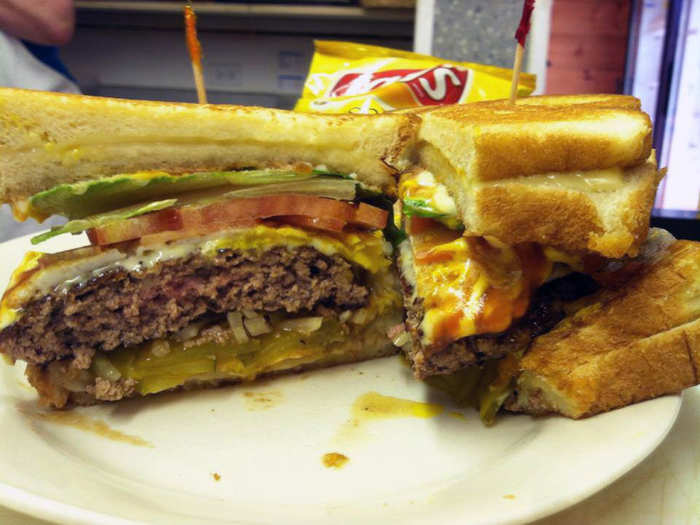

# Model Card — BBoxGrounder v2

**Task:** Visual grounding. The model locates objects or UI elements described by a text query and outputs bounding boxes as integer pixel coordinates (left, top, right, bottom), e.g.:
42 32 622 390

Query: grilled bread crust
416 95 659 257
467 156 662 258
506 240 700 419
508 93 642 109
417 96 652 182
0 88 419 203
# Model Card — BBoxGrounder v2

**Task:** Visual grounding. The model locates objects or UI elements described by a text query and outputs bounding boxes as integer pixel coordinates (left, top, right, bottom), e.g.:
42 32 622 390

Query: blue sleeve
21 41 76 82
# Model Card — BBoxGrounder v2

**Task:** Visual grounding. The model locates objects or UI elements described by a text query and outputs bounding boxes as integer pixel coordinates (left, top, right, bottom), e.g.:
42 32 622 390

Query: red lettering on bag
328 65 470 105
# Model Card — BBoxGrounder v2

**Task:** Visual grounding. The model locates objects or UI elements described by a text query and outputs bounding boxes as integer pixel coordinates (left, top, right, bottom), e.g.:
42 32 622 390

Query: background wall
545 0 631 94
425 0 632 95
430 0 522 68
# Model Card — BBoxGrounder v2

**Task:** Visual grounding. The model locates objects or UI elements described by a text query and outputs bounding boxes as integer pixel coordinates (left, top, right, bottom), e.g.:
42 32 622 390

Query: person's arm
0 0 74 46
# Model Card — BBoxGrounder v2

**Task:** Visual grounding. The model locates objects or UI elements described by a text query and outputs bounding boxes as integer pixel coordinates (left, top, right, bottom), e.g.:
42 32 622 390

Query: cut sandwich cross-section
0 88 416 407
395 94 664 380
0 89 690 422
4 227 402 407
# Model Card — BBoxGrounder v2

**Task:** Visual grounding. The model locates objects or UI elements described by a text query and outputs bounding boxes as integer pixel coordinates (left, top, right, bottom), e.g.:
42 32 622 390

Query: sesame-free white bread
416 95 659 257
510 94 642 109
0 88 419 204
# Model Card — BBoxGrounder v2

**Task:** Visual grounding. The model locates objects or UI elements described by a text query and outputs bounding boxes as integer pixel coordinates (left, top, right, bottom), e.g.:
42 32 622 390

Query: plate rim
499 393 683 525
0 392 683 525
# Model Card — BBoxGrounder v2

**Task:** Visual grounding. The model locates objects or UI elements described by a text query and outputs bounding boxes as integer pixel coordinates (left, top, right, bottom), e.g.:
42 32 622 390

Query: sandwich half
395 94 664 378
422 229 700 423
506 238 700 419
0 88 417 407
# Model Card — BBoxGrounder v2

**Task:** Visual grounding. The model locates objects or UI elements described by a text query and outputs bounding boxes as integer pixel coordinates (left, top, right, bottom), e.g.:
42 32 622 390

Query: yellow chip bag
295 41 536 114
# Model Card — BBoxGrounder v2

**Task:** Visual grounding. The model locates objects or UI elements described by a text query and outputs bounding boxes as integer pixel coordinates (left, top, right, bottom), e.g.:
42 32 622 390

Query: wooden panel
551 0 630 36
548 34 628 71
545 0 631 94
545 69 623 94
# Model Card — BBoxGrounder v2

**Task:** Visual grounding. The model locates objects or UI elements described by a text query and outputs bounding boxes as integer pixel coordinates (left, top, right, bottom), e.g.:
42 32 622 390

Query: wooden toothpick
184 3 207 104
510 0 535 104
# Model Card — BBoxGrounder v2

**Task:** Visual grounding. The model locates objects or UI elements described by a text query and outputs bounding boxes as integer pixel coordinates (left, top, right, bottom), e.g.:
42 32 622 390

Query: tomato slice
351 203 388 229
187 194 356 228
87 208 183 245
406 216 442 235
87 194 388 246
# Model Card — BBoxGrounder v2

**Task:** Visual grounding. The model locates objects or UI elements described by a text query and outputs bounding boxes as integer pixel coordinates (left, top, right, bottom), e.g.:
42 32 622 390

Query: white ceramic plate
0 234 682 525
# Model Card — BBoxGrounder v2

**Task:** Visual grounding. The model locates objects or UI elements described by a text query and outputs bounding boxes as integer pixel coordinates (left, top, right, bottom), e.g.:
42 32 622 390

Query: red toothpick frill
515 0 536 47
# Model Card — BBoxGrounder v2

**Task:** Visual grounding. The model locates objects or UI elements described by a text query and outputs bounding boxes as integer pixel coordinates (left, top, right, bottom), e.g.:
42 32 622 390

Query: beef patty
404 272 599 377
0 246 369 365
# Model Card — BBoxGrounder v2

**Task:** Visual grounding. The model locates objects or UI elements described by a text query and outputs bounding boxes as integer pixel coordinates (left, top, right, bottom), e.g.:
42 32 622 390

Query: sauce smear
352 391 444 420
27 410 153 447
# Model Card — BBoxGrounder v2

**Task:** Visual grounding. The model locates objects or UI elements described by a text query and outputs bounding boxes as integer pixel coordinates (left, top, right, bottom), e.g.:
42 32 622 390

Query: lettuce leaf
30 199 177 245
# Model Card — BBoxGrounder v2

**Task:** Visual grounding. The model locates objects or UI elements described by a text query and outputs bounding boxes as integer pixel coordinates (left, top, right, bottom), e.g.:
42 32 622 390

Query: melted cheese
399 170 458 216
0 225 392 330
480 167 625 192
405 219 580 347
399 166 625 236
0 251 43 329
398 166 612 347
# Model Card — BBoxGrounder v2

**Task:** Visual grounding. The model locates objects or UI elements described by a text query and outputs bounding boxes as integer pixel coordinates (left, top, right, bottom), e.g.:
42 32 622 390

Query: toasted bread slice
416 95 658 257
398 94 642 116
507 93 642 110
506 240 700 419
464 155 662 258
0 88 419 205
418 96 652 182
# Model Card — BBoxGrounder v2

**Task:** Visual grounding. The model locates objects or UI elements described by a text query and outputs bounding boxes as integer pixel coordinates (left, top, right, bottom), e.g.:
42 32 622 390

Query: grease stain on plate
322 452 349 469
21 408 153 447
352 391 444 420
243 391 283 410
335 391 444 444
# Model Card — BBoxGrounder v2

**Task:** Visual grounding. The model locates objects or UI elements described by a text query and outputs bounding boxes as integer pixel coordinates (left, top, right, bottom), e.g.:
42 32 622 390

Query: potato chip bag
295 41 536 114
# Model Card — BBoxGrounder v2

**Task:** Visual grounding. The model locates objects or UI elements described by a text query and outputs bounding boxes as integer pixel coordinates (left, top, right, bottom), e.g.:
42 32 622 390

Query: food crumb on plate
212 473 221 481
322 452 349 469
503 494 516 500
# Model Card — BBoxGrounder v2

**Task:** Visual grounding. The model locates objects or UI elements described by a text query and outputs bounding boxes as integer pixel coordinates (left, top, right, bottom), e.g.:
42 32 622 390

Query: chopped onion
151 340 171 357
242 309 260 319
352 309 368 325
392 331 411 348
227 311 249 344
387 323 406 340
278 317 323 334
62 370 95 393
91 355 122 382
172 322 205 342
244 316 271 336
